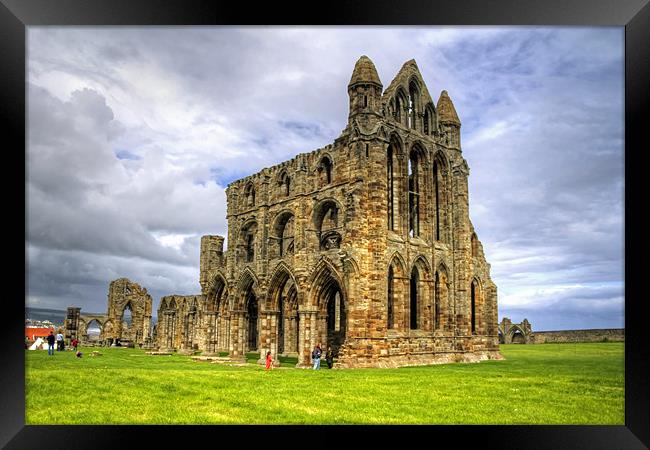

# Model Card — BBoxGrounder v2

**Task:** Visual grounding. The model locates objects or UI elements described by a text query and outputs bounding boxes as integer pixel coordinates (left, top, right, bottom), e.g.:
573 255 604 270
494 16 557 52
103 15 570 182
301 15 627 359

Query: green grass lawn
25 342 624 424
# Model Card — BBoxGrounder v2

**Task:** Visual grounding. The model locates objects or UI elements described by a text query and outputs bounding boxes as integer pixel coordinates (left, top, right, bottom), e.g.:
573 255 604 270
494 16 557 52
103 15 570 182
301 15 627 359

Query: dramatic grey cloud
26 27 624 331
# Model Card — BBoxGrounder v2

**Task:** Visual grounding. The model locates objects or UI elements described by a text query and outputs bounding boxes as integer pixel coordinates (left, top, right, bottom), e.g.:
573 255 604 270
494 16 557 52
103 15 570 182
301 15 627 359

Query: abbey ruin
64 278 153 347
68 56 501 368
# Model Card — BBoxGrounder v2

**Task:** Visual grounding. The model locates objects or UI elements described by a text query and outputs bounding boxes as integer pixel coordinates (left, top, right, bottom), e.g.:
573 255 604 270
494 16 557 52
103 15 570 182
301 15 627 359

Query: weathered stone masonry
65 278 153 347
157 56 502 367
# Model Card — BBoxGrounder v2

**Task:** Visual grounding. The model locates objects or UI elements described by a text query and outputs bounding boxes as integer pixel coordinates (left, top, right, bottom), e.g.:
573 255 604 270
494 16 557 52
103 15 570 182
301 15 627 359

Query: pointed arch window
471 233 479 257
433 160 440 241
471 279 477 334
408 81 419 130
274 212 295 258
410 266 419 330
387 144 395 230
240 222 257 263
278 171 291 197
434 272 440 330
244 182 255 207
318 156 333 185
387 265 395 329
408 150 421 237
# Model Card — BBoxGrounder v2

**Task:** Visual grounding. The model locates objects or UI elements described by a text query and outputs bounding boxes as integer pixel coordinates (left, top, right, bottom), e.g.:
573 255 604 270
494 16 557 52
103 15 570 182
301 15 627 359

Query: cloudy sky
26 27 624 331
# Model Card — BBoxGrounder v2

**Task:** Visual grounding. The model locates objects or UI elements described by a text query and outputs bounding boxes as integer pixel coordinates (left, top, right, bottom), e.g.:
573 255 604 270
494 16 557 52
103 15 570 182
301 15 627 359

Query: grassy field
25 342 624 425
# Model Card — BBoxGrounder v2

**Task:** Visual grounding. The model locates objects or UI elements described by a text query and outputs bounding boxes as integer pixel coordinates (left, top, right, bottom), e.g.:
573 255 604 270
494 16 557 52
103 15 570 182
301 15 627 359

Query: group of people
45 331 80 356
311 343 334 370
263 342 335 371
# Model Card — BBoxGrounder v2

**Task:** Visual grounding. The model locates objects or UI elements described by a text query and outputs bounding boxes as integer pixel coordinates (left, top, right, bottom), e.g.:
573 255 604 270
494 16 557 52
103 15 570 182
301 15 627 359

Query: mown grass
25 342 624 424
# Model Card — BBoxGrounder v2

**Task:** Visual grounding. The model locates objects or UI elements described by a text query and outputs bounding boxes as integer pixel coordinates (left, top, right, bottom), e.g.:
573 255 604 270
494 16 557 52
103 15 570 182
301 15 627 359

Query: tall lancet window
471 279 477 334
408 81 419 131
433 160 440 241
387 144 395 230
387 265 394 329
410 266 419 330
408 150 420 237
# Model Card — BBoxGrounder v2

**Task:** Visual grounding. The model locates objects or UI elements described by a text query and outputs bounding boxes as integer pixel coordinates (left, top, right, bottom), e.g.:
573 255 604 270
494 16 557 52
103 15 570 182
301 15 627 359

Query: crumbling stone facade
156 294 204 353
498 317 534 344
65 278 153 347
158 56 501 368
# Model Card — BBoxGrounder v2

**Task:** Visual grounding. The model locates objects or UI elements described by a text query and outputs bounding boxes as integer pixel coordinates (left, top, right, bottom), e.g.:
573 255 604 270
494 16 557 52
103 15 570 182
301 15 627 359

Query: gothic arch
266 262 299 310
316 153 334 185
266 262 299 355
309 258 347 355
423 102 436 135
387 134 404 232
239 220 258 264
432 150 451 243
394 87 409 127
409 255 433 331
271 210 296 258
470 277 484 335
243 181 256 207
312 198 343 251
434 263 451 331
387 251 407 274
408 77 421 130
387 252 408 331
235 267 259 310
277 169 291 197
408 143 429 238
208 272 228 312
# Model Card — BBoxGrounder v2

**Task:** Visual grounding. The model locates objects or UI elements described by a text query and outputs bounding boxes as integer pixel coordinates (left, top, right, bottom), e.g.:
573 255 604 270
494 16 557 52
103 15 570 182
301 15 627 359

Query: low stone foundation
335 350 503 369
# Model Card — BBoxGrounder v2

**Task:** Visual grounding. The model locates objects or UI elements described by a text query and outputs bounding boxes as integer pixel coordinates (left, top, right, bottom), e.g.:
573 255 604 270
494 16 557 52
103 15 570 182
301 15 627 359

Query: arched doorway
511 329 525 344
86 319 102 343
268 267 299 356
312 265 346 357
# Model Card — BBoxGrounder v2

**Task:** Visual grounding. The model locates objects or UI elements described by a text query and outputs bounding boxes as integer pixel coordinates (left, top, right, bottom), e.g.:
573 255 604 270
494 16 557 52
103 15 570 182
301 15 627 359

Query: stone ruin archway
311 263 347 357
498 318 534 344
106 278 153 347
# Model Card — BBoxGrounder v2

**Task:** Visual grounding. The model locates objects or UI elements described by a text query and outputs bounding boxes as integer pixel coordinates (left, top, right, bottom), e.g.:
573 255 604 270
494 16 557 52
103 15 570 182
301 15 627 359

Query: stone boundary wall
533 328 624 343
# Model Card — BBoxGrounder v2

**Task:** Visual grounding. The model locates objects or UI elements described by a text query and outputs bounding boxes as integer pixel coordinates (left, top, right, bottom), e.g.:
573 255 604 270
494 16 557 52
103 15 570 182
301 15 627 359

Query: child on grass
265 351 273 371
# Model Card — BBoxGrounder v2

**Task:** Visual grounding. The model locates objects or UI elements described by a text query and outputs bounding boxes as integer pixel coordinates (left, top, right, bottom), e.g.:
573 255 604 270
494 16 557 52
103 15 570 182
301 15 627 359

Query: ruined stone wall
156 295 204 351
162 56 501 368
533 329 624 343
105 278 153 346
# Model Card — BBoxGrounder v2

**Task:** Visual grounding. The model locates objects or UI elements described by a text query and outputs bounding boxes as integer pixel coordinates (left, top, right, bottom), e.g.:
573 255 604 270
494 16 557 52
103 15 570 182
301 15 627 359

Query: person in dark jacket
325 346 334 369
46 331 55 356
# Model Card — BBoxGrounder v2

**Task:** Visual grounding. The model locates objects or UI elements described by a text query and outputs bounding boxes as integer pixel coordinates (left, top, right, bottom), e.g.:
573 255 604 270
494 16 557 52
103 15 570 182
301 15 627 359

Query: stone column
203 311 217 355
296 306 318 368
228 310 247 362
258 309 279 365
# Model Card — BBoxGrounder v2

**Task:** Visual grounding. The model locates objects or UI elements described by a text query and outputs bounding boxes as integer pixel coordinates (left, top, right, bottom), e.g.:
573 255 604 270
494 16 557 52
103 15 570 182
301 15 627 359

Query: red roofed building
25 327 55 341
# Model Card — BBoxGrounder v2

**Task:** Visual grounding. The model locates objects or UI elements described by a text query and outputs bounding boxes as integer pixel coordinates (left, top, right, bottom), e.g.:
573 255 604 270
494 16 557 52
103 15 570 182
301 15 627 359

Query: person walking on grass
265 350 273 371
71 338 79 352
312 342 322 370
46 331 55 356
325 346 334 369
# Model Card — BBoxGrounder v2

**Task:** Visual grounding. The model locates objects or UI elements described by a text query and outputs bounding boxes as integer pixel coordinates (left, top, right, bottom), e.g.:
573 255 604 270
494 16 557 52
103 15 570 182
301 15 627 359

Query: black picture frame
3 0 648 448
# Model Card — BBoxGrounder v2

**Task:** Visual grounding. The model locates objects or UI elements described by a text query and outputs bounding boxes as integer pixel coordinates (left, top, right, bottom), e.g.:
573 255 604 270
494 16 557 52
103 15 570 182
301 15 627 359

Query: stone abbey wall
158 55 501 367
65 278 153 347
533 329 624 343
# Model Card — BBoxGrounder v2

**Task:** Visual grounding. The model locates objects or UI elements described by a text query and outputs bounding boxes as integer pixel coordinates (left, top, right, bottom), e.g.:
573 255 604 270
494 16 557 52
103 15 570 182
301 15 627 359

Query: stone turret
200 235 225 290
347 55 383 128
437 90 461 149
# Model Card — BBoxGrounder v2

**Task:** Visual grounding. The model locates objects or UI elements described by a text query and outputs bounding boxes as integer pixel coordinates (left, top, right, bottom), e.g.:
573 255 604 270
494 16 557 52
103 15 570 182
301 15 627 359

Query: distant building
25 326 54 342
